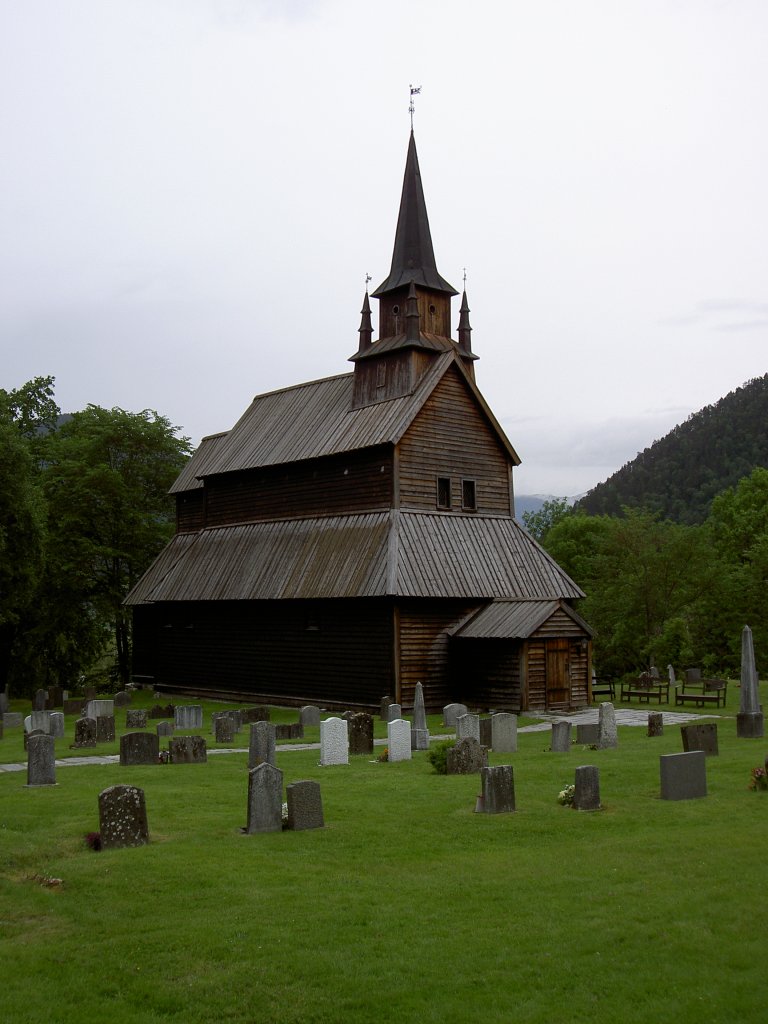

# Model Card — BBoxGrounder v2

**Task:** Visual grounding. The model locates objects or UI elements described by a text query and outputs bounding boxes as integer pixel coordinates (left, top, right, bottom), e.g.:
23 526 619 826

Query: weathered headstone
98 784 149 849
598 702 618 749
87 699 115 720
85 686 97 700
120 732 160 766
737 625 764 739
456 713 481 742
348 712 374 755
3 712 23 728
226 709 243 732
47 685 63 708
174 705 203 730
410 682 430 751
96 715 115 743
114 690 131 707
491 713 517 753
73 717 97 748
249 721 276 769
300 705 321 727
29 710 51 734
550 720 571 752
573 765 601 810
27 734 56 786
246 763 284 834
241 705 270 723
0 690 8 714
576 722 600 745
63 698 85 716
149 704 175 719
286 780 324 831
24 727 45 751
320 717 349 766
274 723 304 740
214 716 235 744
479 717 492 748
660 750 707 800
379 696 392 720
386 703 402 723
647 712 664 737
479 765 515 814
125 709 148 729
156 721 174 738
387 718 412 762
169 736 207 763
49 711 65 739
443 702 468 729
446 737 488 775
0 717 3 740
681 722 719 757
33 689 48 712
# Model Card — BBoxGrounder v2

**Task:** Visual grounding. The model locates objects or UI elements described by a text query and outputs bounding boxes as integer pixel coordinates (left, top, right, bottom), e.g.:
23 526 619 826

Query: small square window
437 477 452 509
462 478 477 510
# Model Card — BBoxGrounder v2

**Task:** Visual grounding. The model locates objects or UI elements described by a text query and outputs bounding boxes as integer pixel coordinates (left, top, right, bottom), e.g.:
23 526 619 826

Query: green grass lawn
1 691 766 1023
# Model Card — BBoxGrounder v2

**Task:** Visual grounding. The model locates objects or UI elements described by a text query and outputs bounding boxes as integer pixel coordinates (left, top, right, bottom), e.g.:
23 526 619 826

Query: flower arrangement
377 747 389 762
557 784 575 806
748 766 768 791
281 802 289 829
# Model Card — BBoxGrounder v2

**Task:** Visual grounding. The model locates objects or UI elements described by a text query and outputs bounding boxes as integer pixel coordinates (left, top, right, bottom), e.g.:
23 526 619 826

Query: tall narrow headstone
443 703 468 729
491 713 517 753
98 785 149 848
286 780 324 831
120 732 160 766
348 713 374 755
246 763 284 834
479 718 492 748
49 712 65 739
456 713 480 742
319 717 349 766
479 765 515 813
737 625 764 738
379 696 392 720
550 720 571 752
660 751 707 801
27 734 56 786
248 721 276 768
573 765 601 810
96 715 115 743
647 712 664 737
598 702 618 749
387 718 412 762
300 705 321 727
410 682 430 750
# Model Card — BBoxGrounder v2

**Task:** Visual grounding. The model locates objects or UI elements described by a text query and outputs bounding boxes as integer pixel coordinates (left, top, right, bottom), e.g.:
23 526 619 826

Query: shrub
427 739 454 775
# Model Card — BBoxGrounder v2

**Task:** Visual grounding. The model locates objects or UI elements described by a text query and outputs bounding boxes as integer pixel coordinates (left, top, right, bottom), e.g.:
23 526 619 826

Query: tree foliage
521 496 572 542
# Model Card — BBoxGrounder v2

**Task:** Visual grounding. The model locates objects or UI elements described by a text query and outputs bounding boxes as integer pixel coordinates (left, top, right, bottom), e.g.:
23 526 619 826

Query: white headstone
387 719 412 762
456 713 480 742
491 713 517 753
86 699 114 720
319 717 349 766
443 703 468 728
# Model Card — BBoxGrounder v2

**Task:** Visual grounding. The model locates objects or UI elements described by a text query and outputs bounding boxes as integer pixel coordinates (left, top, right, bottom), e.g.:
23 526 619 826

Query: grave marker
125 709 148 729
27 734 56 787
169 736 207 763
72 717 97 748
573 765 601 811
387 719 412 762
456 713 480 742
598 702 618 749
681 722 719 757
98 785 149 849
286 780 324 831
660 751 707 801
300 705 321 727
491 713 517 753
246 763 284 834
446 737 488 775
249 721 276 769
550 720 571 752
320 717 349 766
479 765 515 814
120 732 160 766
174 705 203 730
348 713 374 755
443 703 468 729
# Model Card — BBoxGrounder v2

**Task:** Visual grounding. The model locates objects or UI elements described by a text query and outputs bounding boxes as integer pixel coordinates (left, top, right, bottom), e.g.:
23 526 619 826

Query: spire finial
409 84 421 130
365 272 371 293
463 267 467 287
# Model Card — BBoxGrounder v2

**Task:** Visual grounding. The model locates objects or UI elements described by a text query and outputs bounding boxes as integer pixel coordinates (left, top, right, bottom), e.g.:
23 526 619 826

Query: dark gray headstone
647 712 664 737
98 784 149 849
24 727 45 751
576 722 599 745
300 705 321 727
386 703 402 723
120 731 160 766
274 723 304 740
156 721 174 737
479 765 515 814
446 737 489 775
169 735 207 763
0 690 8 714
241 706 271 723
125 709 148 729
47 685 63 708
598 702 618 749
73 717 97 748
286 780 324 831
736 712 764 739
442 703 468 729
27 733 56 786
114 690 131 707
573 765 601 810
681 722 719 757
96 715 116 743
149 704 175 719
63 698 85 716
348 712 374 756
246 763 284 834
214 716 235 744
479 717 493 748
551 720 571 752
248 721 276 769
660 751 707 801
33 689 48 712
380 696 392 720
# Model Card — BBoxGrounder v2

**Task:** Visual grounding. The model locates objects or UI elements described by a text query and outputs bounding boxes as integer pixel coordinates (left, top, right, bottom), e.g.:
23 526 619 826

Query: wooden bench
674 679 728 709
619 675 670 704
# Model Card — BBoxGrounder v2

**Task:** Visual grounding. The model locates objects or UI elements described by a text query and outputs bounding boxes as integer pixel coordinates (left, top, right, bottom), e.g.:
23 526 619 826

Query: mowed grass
1 695 766 1024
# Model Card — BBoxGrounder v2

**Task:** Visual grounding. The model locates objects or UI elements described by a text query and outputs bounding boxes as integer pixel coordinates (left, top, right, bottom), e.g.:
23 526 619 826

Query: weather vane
365 272 371 292
409 84 421 129
463 267 467 287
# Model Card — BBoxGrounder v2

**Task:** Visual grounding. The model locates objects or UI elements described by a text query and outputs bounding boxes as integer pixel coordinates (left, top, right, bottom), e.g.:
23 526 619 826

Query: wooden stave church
127 131 594 713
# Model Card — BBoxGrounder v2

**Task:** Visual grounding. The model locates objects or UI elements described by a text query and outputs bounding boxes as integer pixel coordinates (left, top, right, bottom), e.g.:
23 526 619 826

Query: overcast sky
2 0 766 496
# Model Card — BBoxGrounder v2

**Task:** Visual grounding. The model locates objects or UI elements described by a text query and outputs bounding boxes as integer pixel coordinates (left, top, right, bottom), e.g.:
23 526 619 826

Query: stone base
736 712 764 739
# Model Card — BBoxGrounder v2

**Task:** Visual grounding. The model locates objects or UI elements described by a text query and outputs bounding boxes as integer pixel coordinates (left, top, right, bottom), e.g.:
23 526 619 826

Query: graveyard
1 687 766 1024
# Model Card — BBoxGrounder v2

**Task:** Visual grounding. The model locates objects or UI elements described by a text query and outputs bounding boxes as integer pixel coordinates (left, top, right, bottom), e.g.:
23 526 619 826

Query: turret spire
357 290 373 353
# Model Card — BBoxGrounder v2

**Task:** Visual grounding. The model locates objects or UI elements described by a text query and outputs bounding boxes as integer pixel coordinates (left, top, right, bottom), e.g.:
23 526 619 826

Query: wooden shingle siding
398 600 478 711
531 608 586 639
398 366 512 514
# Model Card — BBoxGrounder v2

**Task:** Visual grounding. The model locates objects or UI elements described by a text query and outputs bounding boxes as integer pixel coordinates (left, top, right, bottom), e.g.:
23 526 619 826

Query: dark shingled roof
452 599 594 639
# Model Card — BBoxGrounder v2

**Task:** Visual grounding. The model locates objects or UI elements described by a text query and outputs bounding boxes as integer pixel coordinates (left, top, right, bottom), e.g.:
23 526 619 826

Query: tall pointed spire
372 132 457 298
457 289 473 355
357 291 373 353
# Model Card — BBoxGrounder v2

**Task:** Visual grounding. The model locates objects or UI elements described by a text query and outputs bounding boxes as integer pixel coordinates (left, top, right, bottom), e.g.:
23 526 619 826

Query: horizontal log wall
398 365 512 514
450 640 524 711
397 600 479 711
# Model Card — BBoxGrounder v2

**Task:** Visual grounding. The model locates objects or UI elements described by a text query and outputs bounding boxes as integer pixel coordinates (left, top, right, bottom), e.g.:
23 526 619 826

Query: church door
545 639 570 709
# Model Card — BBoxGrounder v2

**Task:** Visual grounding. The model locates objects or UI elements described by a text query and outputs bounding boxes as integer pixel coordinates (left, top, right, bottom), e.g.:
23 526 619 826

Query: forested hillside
577 374 768 523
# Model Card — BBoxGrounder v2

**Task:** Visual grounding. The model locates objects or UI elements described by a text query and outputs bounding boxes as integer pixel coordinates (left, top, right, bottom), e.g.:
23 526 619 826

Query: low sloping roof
170 351 519 490
126 510 583 605
452 599 593 639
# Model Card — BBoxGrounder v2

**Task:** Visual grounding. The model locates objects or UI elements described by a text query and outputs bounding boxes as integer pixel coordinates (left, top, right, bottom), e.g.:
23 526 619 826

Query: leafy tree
521 497 571 543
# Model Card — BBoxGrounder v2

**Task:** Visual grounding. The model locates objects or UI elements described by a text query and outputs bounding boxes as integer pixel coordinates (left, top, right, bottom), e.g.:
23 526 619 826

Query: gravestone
286 780 324 831
573 765 601 811
149 704 175 719
27 734 56 787
320 718 349 766
174 705 203 730
125 709 148 729
156 721 174 738
169 736 207 763
33 689 48 712
479 765 515 814
87 699 114 720
737 625 764 739
29 710 51 734
85 686 97 700
24 728 45 751
443 703 468 729
49 712 65 739
73 717 97 748
386 703 402 723
300 705 321 727
114 690 131 707
348 713 374 755
479 718 492 749
241 706 270 723
491 713 517 753
246 763 284 834
226 710 243 733
249 721 276 769
410 682 430 751
456 713 481 742
120 732 159 766
379 696 392 720
598 702 618 749
48 685 63 708
63 698 85 716
576 722 599 745
681 722 719 757
550 720 571 752
0 691 8 714
0 717 3 740
647 712 664 737
96 716 115 743
98 785 149 849
275 723 304 740
387 719 412 762
660 750 707 800
446 737 488 775
3 712 23 728
214 716 235 744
